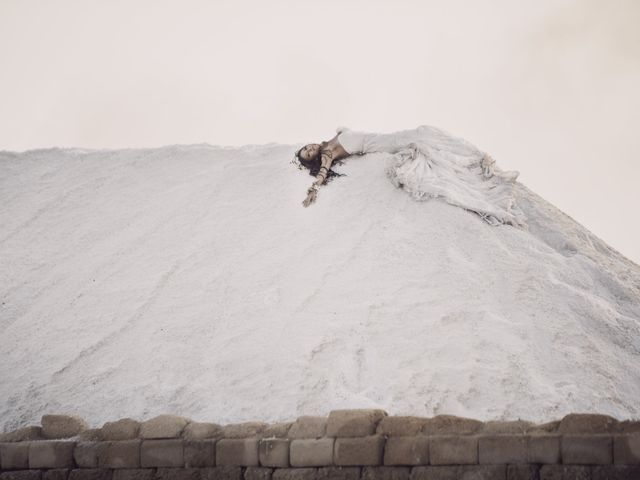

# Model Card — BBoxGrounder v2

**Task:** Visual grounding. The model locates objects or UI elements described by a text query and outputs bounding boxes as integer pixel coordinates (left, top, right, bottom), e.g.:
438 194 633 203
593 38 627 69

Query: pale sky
1 0 639 263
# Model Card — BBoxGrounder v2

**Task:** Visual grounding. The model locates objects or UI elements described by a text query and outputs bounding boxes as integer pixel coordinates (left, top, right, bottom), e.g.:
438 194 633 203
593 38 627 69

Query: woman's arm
313 149 335 186
302 149 335 207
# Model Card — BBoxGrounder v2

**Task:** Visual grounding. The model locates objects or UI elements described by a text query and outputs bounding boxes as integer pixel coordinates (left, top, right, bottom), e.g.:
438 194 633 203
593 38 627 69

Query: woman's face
299 143 320 161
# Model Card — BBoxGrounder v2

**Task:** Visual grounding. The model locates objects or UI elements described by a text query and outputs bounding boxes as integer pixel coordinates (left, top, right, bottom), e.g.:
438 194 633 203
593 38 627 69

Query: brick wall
1 411 639 480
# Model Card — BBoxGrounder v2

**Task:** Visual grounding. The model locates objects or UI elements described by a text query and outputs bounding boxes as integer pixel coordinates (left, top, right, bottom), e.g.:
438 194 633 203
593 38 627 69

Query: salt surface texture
1 142 639 431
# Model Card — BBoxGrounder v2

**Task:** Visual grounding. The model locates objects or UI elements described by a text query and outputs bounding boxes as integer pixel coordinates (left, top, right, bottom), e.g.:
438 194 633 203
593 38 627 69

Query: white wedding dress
336 125 526 227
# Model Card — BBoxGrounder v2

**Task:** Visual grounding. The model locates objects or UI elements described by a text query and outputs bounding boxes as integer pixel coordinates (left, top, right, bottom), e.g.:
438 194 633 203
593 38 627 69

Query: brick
316 467 360 480
506 465 538 480
216 439 259 466
421 416 483 436
562 435 612 465
259 439 289 467
527 435 561 464
618 421 640 434
271 469 317 480
482 421 533 435
478 435 527 463
429 436 478 465
1 442 31 469
326 411 387 438
99 440 141 468
262 424 292 439
334 436 385 466
74 443 105 468
244 467 272 480
0 427 43 443
559 414 618 434
183 423 224 441
223 423 268 439
140 439 184 467
140 415 189 439
290 439 334 467
383 437 429 466
112 470 155 480
78 431 102 442
613 434 640 464
29 441 76 468
42 416 89 440
409 466 458 480
43 470 69 480
591 465 640 479
68 470 112 480
362 467 410 480
184 440 216 467
458 465 506 480
539 465 590 480
101 419 140 441
0 473 42 480
289 418 327 439
155 469 201 480
376 418 427 437
528 421 560 435
201 467 243 480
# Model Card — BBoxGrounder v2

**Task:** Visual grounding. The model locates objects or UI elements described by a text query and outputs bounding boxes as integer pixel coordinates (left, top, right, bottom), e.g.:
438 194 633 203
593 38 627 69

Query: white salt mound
0 143 639 431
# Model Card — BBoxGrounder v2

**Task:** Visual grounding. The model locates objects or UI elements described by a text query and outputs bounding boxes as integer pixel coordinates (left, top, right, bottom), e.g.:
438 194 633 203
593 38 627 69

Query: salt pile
1 142 639 431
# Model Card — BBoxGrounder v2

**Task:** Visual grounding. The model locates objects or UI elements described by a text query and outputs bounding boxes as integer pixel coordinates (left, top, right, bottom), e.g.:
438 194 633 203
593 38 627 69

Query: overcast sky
1 0 638 263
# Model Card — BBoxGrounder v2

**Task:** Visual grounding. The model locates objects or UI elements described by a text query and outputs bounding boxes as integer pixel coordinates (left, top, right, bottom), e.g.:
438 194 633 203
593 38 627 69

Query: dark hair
292 142 345 183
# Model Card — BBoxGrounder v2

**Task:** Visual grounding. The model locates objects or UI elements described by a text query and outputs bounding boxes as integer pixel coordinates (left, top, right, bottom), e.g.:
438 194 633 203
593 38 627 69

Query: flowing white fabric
336 125 526 227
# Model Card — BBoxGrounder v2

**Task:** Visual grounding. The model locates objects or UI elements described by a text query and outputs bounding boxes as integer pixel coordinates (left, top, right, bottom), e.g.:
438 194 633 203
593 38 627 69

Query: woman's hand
302 185 318 207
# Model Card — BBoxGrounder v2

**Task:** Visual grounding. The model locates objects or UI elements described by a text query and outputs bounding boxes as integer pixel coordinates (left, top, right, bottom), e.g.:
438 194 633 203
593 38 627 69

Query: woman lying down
292 125 525 227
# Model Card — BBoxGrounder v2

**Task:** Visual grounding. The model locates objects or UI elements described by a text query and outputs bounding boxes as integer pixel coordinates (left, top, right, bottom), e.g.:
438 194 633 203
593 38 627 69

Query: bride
293 125 525 227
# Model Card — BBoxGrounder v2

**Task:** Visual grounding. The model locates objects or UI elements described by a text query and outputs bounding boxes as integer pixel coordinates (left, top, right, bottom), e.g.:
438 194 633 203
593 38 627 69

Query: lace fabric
338 125 526 227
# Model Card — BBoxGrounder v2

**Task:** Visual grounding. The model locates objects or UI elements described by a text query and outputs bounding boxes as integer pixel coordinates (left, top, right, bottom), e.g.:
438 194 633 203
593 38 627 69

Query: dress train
336 125 526 227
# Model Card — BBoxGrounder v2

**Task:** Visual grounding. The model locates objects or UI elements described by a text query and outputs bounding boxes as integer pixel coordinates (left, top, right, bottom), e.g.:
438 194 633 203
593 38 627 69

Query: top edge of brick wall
1 412 639 442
